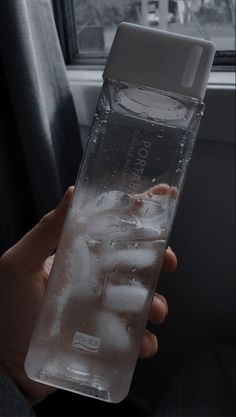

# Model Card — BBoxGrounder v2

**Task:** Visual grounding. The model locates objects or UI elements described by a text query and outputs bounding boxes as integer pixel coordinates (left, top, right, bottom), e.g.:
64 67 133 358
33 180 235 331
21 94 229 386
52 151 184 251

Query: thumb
7 187 74 271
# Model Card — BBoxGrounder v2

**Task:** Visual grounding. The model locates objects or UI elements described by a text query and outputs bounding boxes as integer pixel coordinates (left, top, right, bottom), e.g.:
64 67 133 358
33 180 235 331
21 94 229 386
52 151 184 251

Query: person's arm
0 186 177 408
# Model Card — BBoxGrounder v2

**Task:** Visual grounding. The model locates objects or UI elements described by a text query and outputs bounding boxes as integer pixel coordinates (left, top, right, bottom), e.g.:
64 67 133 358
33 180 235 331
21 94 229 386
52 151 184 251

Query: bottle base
26 355 130 403
38 368 111 401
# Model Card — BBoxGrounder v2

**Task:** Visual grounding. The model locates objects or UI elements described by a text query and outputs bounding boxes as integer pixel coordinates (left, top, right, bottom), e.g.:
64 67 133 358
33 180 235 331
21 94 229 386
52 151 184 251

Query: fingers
135 183 178 200
148 293 168 323
139 329 158 358
150 183 178 199
133 184 178 273
7 187 74 271
162 246 177 272
43 255 55 277
139 293 168 358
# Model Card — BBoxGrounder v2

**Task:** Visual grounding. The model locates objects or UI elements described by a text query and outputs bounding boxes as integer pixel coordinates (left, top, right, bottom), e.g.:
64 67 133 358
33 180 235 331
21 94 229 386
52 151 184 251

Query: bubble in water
120 224 127 233
120 193 131 207
140 112 148 118
96 194 105 207
92 285 102 296
126 324 131 333
157 128 165 139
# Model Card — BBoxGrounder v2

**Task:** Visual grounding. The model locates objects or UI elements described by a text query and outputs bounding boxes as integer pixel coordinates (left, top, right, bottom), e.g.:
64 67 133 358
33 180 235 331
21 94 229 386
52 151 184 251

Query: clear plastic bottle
25 23 215 403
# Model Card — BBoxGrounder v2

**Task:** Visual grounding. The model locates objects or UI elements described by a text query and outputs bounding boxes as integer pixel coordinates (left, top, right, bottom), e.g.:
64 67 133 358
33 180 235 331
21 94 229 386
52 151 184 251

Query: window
53 0 236 69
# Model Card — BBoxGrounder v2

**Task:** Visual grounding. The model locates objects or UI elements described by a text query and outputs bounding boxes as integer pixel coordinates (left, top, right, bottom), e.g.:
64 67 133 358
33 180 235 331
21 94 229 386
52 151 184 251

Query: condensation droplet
140 112 148 118
126 324 131 333
121 224 127 232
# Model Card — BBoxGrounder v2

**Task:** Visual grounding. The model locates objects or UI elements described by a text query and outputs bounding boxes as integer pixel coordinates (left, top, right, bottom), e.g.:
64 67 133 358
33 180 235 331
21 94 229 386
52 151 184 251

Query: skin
0 186 177 405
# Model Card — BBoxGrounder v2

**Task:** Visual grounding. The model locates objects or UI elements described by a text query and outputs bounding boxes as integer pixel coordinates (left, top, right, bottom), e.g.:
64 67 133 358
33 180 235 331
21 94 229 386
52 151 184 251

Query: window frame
53 0 107 66
52 0 236 71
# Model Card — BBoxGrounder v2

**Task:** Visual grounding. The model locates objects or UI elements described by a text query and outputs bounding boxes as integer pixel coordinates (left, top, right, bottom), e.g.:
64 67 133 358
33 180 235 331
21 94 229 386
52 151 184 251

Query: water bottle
25 23 215 403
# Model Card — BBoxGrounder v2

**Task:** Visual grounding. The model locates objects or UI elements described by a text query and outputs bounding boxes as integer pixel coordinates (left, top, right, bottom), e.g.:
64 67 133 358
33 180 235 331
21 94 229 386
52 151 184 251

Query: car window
55 0 235 67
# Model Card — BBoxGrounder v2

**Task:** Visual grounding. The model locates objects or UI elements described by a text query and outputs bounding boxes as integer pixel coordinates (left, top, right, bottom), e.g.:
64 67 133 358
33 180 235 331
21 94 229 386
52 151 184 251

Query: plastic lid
103 23 216 101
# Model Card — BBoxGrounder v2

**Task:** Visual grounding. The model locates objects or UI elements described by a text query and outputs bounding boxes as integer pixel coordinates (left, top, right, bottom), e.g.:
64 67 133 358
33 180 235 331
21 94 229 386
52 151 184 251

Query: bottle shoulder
100 80 203 128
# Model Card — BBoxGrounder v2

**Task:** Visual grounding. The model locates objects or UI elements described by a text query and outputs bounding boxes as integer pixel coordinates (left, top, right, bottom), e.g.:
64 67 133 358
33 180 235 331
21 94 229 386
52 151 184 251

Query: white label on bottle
72 331 101 353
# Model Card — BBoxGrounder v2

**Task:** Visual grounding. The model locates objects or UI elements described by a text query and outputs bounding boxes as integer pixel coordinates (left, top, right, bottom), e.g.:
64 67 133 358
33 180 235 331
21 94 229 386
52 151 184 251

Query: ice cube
50 282 74 337
102 248 156 271
104 282 148 313
136 196 167 218
85 211 142 241
71 236 98 296
96 311 131 352
78 190 170 241
81 191 131 217
71 237 91 283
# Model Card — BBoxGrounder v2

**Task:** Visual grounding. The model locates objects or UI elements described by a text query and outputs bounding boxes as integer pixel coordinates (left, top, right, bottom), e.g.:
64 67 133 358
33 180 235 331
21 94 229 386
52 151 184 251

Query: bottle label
72 331 101 353
121 129 152 193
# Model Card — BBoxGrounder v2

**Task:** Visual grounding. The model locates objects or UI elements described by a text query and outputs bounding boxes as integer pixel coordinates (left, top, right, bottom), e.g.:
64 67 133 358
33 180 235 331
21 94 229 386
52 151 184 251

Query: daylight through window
62 0 235 64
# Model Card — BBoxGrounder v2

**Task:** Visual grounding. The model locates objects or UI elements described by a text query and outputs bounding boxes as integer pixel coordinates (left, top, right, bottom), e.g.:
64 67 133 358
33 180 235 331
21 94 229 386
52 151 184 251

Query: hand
137 183 177 358
0 187 177 405
139 247 176 359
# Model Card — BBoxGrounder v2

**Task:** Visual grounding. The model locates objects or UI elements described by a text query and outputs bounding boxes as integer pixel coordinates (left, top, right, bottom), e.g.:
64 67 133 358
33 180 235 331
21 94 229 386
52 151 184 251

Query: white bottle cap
103 22 215 101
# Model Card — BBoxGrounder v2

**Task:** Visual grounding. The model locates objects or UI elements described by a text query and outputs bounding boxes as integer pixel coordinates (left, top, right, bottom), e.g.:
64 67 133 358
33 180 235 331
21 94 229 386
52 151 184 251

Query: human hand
0 186 177 405
133 183 177 358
